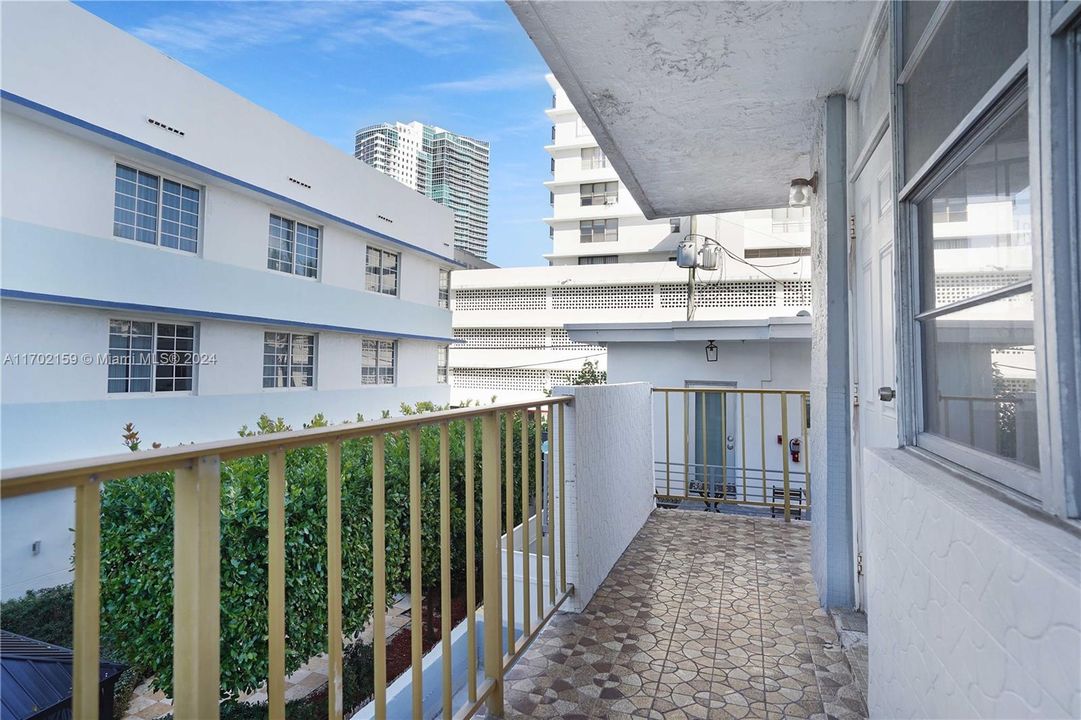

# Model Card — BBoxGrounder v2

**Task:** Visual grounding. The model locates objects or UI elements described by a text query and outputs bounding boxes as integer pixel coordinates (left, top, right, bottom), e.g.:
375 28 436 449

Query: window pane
294 223 319 278
917 105 1030 311
921 291 1038 469
267 215 294 272
902 0 940 66
902 1 1027 180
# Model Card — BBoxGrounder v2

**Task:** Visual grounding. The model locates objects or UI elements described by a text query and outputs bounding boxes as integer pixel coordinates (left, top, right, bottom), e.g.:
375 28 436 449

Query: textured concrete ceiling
512 1 876 217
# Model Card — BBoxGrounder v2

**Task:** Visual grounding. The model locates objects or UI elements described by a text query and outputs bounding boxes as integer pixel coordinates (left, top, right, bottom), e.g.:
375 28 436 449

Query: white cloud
426 67 546 93
129 1 501 58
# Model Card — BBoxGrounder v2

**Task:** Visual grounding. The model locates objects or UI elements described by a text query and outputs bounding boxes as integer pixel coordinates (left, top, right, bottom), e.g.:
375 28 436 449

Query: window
550 157 556 174
580 182 618 206
578 255 618 265
113 164 200 252
901 1 1028 180
770 207 810 233
362 339 396 385
670 218 681 234
437 346 448 384
913 93 1040 489
575 117 590 137
108 320 194 393
439 269 450 309
581 147 608 170
745 247 811 259
267 215 320 278
366 247 399 296
580 218 618 243
263 332 315 388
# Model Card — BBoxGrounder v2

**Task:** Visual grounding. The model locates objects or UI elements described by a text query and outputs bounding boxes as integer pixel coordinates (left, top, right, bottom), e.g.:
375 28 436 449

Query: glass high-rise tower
355 121 490 259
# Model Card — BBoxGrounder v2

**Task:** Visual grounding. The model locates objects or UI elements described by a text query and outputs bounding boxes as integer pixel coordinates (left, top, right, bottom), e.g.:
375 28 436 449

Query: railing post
481 411 504 715
372 435 388 719
73 480 101 720
464 423 478 704
440 423 453 720
780 393 791 522
174 456 221 720
327 441 343 720
268 449 287 719
408 427 423 718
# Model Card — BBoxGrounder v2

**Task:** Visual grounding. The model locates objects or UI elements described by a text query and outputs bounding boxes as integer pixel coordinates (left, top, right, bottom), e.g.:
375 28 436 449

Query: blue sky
78 1 554 267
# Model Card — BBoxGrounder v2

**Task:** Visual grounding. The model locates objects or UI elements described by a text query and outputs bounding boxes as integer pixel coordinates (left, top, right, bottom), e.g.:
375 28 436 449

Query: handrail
652 387 811 521
0 395 573 497
652 386 809 395
3 395 575 720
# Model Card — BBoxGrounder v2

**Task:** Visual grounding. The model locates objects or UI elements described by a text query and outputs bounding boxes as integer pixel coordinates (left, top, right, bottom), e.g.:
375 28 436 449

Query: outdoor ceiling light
705 341 719 362
789 172 818 208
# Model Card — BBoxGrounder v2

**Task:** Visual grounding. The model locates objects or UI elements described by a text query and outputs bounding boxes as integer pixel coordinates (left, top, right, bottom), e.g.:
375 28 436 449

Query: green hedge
0 584 143 720
99 405 541 698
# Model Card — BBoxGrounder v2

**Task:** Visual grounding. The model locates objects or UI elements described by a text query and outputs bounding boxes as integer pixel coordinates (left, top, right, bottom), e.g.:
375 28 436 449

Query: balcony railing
0 397 574 720
652 387 811 520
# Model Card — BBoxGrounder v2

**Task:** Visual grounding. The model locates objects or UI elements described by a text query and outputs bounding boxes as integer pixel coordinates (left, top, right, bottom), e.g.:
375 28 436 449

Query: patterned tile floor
488 510 868 719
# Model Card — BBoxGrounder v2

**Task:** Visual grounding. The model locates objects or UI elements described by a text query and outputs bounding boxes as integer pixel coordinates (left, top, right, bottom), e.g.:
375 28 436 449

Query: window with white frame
366 247 399 296
267 215 319 278
578 255 618 265
108 320 195 393
437 345 448 384
581 147 608 170
770 207 810 233
580 218 618 243
113 164 200 252
262 332 315 388
362 339 396 384
912 92 1039 485
575 117 590 137
898 0 1049 499
669 218 681 234
439 269 450 309
580 182 618 206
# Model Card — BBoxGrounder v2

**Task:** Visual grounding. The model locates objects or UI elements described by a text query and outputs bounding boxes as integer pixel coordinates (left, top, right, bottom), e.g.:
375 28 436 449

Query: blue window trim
1 288 457 344
0 90 465 268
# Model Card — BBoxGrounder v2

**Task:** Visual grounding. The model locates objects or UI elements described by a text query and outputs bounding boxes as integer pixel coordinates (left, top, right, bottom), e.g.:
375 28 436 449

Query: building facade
515 1 1081 716
449 76 811 401
0 1 456 598
356 121 490 258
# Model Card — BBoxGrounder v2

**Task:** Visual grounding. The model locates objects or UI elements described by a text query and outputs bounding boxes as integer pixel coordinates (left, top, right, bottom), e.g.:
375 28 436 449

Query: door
850 134 897 608
689 381 739 505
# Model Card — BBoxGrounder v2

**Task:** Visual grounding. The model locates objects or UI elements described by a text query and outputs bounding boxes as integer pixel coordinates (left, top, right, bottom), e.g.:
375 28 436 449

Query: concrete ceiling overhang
511 1 876 218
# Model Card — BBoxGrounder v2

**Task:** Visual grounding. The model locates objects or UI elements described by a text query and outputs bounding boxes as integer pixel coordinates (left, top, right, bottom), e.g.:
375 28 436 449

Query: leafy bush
99 405 541 698
0 584 144 720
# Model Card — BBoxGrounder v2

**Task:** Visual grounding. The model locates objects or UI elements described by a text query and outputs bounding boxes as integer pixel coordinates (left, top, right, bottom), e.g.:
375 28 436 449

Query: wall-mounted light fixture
789 172 818 208
705 340 718 362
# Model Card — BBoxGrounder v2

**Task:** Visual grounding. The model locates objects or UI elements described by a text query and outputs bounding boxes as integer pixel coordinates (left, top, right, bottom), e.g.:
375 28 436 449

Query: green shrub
0 584 144 720
98 406 542 699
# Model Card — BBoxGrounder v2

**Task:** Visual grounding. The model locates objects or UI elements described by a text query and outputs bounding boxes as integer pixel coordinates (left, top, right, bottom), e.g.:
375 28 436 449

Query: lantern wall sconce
705 341 718 362
789 172 818 208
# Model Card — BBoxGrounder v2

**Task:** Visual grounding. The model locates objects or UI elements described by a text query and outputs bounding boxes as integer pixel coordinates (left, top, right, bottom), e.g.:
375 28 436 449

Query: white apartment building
354 121 431 194
449 76 811 401
356 121 491 258
0 1 457 598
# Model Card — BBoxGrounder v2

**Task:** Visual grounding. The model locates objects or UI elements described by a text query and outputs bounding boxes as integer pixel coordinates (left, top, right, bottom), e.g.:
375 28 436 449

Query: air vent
378 215 393 223
147 118 184 136
288 177 312 189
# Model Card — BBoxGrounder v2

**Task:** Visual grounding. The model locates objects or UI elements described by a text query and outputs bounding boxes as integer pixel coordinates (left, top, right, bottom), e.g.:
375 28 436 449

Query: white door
850 134 897 608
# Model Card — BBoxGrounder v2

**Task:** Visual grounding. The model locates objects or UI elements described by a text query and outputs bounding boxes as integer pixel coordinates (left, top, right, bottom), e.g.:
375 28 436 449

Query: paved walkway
492 510 868 719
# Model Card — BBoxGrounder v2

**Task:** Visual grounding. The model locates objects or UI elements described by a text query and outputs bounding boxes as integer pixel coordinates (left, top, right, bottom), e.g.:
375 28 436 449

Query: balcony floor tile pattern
490 510 867 719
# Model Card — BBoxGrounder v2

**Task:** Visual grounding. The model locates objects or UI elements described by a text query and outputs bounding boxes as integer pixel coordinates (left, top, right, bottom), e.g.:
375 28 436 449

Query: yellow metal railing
0 397 574 720
653 387 811 521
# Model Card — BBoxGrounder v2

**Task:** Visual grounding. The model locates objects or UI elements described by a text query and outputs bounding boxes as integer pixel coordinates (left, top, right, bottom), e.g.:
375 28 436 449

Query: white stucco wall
554 383 655 612
605 338 811 502
864 449 1081 719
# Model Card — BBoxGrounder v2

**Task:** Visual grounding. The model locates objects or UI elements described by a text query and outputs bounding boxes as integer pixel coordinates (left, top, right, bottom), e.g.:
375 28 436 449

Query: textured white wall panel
864 449 1081 719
